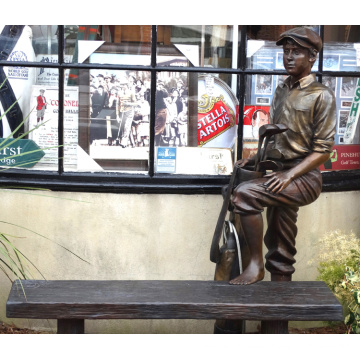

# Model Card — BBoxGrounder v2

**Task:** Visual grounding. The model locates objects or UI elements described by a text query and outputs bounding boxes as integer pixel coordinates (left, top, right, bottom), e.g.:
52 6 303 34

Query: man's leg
230 168 321 285
264 205 299 278
229 213 265 285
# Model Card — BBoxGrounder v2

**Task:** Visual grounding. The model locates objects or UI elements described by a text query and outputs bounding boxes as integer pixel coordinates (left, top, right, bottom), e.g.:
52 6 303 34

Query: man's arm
264 151 330 194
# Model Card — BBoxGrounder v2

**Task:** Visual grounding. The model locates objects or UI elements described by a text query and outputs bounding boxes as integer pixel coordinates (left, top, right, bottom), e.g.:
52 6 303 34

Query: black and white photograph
88 69 189 150
338 110 349 134
255 74 273 95
341 77 356 97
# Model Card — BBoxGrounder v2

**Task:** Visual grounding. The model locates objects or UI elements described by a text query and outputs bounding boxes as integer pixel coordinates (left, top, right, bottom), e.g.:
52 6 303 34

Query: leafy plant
309 230 360 333
342 262 360 334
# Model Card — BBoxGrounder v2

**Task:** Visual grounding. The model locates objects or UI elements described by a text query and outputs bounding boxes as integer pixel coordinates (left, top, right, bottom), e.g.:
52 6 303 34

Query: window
0 25 359 193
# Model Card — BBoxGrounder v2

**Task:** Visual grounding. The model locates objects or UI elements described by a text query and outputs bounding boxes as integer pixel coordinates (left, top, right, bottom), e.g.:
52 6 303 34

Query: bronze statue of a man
230 27 336 285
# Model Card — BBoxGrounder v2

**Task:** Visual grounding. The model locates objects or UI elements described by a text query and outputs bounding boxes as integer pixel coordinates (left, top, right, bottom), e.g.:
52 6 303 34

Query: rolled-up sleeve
312 89 337 153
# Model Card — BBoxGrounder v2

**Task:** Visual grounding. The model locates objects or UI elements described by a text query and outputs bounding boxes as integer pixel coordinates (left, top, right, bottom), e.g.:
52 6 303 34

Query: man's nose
286 50 294 59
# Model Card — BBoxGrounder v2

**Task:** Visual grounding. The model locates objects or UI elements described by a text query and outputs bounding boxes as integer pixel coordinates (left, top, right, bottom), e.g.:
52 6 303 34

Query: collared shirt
269 74 336 160
119 88 136 112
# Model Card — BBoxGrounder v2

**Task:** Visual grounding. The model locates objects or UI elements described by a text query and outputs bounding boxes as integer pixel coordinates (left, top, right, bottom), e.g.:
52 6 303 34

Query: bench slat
6 280 343 321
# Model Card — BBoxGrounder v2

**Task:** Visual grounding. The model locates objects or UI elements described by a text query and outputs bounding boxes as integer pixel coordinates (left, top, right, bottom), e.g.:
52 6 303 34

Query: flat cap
276 27 322 53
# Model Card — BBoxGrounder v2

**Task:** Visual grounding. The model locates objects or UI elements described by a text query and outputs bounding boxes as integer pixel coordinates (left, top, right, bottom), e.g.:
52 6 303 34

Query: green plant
342 262 360 334
309 230 360 333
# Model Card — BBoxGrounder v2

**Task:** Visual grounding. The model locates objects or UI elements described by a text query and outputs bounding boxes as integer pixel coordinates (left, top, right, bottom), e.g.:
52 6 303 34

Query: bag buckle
0 84 9 93
8 107 18 118
9 26 19 37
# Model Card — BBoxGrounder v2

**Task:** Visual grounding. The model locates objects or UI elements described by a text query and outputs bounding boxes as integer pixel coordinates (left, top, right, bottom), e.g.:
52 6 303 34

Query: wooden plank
6 280 343 321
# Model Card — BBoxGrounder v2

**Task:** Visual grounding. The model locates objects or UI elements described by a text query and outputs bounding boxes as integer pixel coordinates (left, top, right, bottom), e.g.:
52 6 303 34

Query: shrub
309 230 360 333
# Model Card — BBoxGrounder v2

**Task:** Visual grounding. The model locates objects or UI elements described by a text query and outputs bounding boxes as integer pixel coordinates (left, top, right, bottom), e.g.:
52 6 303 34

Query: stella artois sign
198 75 238 148
198 94 236 146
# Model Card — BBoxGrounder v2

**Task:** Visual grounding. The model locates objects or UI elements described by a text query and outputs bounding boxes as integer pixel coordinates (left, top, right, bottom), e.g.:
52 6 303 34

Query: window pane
65 25 151 66
243 73 360 171
247 25 320 70
324 26 360 72
157 25 239 68
64 68 151 173
154 72 239 175
0 26 58 64
28 83 60 171
243 74 271 160
31 25 59 58
319 76 360 171
0 65 59 171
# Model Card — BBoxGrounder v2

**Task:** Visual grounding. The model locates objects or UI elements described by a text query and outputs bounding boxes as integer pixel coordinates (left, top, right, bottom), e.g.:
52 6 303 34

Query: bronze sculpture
229 27 337 285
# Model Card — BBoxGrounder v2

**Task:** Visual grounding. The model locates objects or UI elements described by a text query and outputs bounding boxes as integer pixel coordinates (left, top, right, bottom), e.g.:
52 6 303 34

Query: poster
344 77 360 144
36 55 72 85
89 52 188 154
28 85 79 170
320 145 360 171
242 105 270 160
243 105 270 140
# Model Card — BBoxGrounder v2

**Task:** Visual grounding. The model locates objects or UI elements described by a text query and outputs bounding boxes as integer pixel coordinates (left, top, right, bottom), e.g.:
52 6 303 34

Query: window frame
0 25 359 194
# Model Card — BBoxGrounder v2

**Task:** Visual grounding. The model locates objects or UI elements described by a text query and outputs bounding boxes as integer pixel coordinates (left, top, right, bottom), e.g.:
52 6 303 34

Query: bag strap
210 164 239 263
0 25 25 138
221 221 243 274
228 221 243 274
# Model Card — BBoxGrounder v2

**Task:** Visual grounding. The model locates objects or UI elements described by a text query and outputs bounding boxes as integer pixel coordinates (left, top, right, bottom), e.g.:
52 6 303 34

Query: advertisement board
198 75 238 148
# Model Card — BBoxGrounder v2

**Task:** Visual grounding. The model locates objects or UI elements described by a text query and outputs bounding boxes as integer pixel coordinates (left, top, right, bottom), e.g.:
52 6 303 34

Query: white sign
29 85 79 170
36 55 72 85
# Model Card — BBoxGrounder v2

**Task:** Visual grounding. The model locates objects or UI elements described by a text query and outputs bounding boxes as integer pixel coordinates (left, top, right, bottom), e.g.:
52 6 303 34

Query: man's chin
285 66 295 72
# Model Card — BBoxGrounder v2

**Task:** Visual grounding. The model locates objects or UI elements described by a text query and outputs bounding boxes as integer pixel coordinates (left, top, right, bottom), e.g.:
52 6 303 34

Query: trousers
231 167 322 275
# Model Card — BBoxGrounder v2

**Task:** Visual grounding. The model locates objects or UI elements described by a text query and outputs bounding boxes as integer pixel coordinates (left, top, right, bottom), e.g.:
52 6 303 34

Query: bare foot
229 261 265 285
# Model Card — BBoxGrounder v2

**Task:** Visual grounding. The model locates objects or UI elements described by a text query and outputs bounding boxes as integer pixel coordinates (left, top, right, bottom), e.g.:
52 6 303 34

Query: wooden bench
6 279 343 334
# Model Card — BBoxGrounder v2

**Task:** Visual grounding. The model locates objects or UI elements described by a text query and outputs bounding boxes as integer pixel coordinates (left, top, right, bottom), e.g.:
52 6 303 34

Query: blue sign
156 147 177 173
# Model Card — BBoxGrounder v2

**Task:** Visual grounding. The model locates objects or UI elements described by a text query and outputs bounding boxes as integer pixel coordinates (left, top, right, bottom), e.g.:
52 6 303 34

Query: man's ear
309 51 317 66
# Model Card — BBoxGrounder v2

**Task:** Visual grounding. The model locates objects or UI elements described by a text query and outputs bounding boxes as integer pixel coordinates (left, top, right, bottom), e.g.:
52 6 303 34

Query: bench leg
57 319 85 334
214 320 246 334
261 320 288 334
260 273 291 334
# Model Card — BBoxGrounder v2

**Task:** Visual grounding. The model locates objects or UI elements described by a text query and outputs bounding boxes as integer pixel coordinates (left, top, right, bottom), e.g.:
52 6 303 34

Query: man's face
256 112 268 128
283 41 315 82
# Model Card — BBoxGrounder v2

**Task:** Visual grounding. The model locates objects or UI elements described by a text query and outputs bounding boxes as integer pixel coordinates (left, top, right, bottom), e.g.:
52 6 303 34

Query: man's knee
231 181 265 215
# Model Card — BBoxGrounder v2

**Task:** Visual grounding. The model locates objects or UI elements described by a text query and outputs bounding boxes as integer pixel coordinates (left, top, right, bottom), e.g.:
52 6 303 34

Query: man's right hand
235 157 255 168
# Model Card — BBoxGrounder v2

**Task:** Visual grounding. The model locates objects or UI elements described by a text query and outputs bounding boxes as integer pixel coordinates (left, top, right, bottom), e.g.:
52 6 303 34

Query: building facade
0 25 359 333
